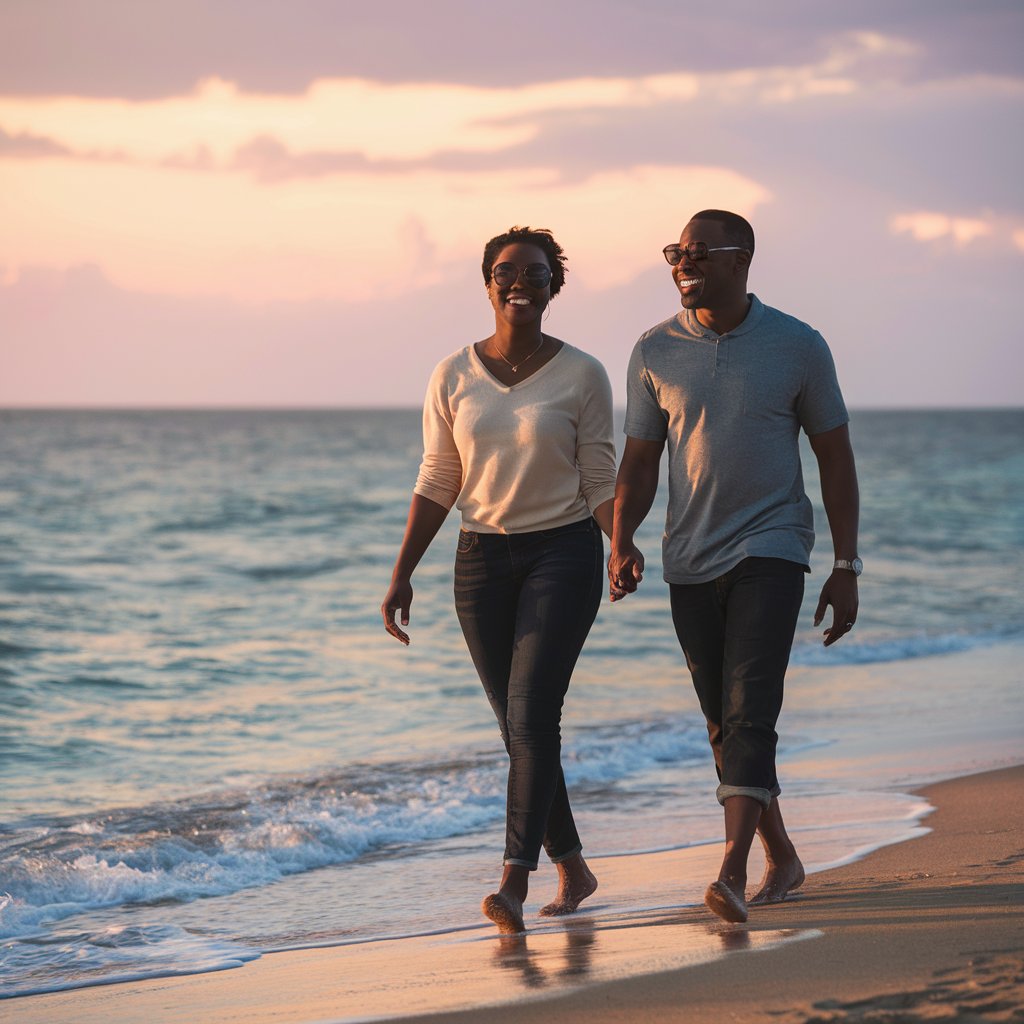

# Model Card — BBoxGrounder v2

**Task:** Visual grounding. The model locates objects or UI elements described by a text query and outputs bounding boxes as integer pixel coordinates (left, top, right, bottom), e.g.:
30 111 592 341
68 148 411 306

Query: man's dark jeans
454 517 603 869
669 556 805 808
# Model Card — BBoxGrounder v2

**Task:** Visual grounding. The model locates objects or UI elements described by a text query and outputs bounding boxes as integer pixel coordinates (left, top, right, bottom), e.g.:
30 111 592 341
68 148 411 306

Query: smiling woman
477 229 564 381
381 226 619 934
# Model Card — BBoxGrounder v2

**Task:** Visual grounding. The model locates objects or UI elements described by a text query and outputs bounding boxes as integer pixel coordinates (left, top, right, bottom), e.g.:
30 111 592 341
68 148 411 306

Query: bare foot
749 856 805 905
482 891 525 934
539 857 598 917
705 880 748 924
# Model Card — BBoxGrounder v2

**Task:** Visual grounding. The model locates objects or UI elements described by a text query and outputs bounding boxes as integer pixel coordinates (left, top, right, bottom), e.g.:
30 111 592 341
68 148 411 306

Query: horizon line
2 403 1023 414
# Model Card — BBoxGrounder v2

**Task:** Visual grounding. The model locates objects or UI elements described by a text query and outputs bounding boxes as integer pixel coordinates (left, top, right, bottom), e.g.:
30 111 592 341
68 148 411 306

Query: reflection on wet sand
493 917 598 988
716 925 753 953
482 908 808 1010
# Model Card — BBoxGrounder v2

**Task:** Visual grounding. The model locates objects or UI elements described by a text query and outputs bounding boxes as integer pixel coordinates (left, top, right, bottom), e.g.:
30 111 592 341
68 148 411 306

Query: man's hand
608 544 645 602
814 571 858 646
809 425 860 647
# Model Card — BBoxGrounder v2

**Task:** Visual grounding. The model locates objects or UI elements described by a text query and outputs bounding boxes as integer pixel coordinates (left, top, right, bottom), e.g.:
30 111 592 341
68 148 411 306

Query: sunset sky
2 1 1022 408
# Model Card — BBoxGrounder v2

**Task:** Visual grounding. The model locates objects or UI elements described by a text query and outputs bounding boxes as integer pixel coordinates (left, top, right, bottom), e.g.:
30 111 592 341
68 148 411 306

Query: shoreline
9 763 1022 1024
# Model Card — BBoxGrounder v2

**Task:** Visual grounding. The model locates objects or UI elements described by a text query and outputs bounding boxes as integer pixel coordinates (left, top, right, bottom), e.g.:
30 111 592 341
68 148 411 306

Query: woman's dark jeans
669 556 805 809
454 517 603 869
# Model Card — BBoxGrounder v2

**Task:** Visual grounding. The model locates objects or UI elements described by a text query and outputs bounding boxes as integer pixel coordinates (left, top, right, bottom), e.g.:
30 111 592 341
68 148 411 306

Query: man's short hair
690 210 755 258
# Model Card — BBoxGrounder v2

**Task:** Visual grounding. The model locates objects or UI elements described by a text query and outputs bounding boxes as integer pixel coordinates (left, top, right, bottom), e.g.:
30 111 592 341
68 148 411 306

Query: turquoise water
0 408 1022 998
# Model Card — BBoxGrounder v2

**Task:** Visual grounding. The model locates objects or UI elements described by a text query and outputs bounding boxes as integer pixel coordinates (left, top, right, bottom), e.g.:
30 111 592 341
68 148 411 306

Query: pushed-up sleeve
576 359 617 512
413 364 463 510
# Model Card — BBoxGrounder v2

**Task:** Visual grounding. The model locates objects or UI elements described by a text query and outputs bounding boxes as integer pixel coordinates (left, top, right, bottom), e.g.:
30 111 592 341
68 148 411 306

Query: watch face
852 557 863 576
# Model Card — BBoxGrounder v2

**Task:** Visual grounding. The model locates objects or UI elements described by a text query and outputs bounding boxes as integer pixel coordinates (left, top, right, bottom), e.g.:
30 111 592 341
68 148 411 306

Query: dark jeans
454 517 603 869
669 557 805 809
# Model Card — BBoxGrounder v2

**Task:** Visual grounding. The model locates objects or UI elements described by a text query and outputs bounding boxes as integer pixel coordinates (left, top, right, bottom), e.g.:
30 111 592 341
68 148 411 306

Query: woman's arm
383 363 461 645
381 494 451 645
591 498 614 538
577 359 617 532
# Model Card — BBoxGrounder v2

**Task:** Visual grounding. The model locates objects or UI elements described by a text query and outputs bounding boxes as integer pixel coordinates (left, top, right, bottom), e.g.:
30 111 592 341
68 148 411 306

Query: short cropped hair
690 209 755 259
481 226 568 296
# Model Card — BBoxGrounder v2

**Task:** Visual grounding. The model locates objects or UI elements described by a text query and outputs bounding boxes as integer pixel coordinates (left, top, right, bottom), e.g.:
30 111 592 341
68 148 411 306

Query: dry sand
6 765 1022 1024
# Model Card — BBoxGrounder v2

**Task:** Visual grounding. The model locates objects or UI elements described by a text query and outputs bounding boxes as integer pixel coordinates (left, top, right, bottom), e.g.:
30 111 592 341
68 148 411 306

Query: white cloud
890 211 994 245
842 31 918 57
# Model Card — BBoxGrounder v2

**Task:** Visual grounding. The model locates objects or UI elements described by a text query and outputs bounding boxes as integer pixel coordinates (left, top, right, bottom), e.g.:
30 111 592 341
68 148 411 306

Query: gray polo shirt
624 294 848 584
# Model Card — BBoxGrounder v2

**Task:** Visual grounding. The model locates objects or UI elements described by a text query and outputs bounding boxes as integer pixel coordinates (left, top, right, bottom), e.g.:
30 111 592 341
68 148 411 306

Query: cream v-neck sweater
413 343 617 533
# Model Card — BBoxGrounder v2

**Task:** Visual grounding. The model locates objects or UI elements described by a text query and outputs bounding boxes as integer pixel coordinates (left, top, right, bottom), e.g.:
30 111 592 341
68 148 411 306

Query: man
609 209 860 924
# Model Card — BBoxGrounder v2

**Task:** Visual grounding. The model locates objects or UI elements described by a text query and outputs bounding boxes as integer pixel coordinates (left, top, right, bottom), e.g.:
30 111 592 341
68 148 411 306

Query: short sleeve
798 333 849 436
623 338 669 441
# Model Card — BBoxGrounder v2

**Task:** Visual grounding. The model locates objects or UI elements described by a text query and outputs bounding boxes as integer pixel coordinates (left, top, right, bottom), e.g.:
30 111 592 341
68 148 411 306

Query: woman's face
487 243 551 327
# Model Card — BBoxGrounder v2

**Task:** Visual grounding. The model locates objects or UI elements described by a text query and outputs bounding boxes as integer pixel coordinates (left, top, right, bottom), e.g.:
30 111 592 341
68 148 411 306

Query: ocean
1 408 1022 1001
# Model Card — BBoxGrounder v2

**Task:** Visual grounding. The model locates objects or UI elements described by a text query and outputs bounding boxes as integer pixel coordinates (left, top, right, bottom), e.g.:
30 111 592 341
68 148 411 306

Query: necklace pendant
493 336 543 375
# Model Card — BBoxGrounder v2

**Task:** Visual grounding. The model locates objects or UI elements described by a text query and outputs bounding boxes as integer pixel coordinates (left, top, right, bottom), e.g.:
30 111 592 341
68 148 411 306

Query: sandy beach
8 763 1021 1024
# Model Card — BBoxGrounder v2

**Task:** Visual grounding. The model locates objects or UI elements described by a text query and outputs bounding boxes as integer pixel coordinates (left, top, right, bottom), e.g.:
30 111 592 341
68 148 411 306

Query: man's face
672 218 746 312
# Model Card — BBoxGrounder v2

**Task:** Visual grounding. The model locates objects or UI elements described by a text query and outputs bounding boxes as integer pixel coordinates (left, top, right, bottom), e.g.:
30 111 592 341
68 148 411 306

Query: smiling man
609 209 861 924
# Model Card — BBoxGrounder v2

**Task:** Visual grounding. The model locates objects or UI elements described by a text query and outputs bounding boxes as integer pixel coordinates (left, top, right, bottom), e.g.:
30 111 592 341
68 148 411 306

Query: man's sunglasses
662 243 746 266
491 262 552 288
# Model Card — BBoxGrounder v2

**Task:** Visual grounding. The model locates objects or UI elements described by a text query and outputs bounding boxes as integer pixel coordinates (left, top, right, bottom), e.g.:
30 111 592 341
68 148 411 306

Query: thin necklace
495 336 545 374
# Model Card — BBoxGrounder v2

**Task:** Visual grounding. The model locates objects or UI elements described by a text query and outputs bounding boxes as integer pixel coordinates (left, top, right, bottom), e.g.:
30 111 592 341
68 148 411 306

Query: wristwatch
833 557 863 576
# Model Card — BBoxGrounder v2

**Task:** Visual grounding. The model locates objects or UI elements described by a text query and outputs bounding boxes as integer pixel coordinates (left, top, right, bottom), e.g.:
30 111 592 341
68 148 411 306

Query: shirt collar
678 293 764 339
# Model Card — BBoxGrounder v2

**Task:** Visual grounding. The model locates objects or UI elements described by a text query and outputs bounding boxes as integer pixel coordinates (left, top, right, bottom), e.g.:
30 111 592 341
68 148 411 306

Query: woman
381 226 617 934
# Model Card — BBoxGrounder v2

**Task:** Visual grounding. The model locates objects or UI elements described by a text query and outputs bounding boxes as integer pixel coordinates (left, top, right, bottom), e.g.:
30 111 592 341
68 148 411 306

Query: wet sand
8 764 1022 1024
406 764 1024 1024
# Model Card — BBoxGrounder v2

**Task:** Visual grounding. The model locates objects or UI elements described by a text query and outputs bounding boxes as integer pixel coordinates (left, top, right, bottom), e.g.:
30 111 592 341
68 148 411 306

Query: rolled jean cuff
504 857 538 871
716 782 781 809
548 843 582 866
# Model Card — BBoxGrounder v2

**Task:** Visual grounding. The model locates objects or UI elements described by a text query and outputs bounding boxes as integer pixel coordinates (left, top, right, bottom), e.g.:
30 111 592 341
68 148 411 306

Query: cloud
1 1 1020 98
0 30 964 171
0 124 131 164
228 135 417 182
890 211 995 245
0 126 71 157
4 34 1019 309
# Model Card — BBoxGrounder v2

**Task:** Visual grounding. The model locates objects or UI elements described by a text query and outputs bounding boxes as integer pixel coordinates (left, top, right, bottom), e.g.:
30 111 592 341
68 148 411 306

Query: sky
2 0 1022 408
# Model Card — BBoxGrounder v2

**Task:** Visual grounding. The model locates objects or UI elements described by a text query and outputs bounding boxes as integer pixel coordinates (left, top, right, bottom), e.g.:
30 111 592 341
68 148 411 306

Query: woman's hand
381 577 413 645
381 494 451 646
608 543 644 602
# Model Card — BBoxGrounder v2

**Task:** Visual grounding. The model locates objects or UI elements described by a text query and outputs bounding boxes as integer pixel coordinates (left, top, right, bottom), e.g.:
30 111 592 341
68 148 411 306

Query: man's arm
808 423 860 646
608 436 665 600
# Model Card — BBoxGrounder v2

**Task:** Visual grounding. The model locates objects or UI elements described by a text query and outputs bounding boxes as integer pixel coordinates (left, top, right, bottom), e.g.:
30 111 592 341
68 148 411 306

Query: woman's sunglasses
491 262 552 289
